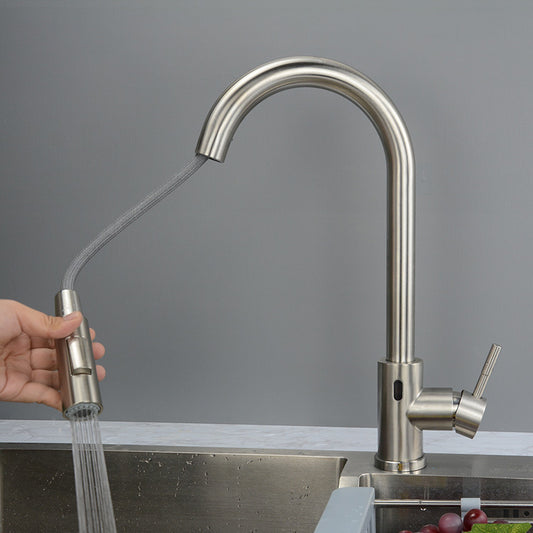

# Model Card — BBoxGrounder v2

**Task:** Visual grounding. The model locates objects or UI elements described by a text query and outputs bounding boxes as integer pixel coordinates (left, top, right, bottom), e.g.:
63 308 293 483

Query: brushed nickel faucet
195 56 500 472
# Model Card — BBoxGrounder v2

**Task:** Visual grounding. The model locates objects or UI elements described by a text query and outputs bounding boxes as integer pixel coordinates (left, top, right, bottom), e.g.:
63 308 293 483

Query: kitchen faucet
55 56 500 472
195 56 500 472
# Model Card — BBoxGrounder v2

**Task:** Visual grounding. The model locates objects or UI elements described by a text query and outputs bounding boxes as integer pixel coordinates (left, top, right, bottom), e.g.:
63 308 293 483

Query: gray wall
1 1 532 433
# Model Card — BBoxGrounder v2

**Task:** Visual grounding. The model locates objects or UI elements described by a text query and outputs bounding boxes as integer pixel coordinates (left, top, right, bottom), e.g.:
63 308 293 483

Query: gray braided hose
61 154 208 290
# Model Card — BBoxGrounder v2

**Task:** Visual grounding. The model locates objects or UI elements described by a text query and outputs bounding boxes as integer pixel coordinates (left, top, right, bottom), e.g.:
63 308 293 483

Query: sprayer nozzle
64 402 101 420
55 290 103 418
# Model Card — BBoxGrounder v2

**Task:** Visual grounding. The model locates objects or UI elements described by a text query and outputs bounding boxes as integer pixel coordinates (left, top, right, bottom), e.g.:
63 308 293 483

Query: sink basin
0 444 344 532
2 444 533 532
362 472 533 531
350 454 533 531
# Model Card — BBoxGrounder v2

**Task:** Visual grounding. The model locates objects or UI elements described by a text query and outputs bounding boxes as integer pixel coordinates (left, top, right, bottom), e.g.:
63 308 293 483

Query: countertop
1 420 532 456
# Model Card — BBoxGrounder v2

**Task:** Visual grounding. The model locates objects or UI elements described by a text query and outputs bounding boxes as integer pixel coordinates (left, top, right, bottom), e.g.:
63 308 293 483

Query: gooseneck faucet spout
197 57 415 364
196 57 500 472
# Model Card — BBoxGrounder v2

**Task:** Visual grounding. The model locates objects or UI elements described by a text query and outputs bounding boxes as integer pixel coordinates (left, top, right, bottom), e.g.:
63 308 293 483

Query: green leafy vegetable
471 524 532 532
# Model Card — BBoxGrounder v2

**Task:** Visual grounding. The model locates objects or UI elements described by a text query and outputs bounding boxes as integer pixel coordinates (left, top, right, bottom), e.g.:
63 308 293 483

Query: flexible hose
61 154 208 290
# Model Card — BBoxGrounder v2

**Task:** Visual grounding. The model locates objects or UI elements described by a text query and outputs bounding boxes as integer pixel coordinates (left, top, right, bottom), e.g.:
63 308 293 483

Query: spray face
55 290 103 418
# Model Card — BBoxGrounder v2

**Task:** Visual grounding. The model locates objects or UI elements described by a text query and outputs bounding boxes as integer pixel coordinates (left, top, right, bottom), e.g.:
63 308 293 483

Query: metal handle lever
473 344 501 399
453 343 502 438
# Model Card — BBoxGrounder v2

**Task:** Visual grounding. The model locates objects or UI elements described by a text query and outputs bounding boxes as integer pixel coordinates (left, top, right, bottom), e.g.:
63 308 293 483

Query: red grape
438 512 463 533
463 508 488 531
400 508 494 533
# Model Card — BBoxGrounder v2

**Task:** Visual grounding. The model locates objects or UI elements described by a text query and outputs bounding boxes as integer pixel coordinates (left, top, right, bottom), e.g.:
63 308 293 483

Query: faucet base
374 453 426 473
376 358 425 472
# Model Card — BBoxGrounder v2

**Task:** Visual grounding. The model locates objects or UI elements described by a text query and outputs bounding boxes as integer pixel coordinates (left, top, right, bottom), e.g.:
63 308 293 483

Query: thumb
13 301 83 339
46 311 84 338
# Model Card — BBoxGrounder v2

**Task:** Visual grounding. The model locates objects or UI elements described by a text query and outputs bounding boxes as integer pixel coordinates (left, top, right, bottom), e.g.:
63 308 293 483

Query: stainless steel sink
362 473 533 531
347 453 533 531
2 444 533 532
0 444 344 532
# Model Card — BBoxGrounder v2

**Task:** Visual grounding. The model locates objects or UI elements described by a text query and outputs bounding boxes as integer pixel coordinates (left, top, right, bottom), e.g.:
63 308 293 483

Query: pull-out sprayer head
55 289 102 419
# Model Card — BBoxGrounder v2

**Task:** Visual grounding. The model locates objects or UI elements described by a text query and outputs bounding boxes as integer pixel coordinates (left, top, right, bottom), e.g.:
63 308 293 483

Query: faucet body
196 57 498 472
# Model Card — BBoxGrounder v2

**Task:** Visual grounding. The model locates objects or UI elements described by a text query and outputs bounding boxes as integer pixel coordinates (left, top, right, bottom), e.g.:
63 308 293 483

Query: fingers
30 348 57 370
32 369 60 389
29 336 55 350
92 342 105 360
15 382 62 411
89 331 107 361
11 301 83 339
96 364 106 381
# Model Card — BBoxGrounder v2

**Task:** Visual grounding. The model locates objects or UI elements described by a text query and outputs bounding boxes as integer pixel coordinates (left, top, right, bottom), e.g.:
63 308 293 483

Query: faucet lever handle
473 344 501 399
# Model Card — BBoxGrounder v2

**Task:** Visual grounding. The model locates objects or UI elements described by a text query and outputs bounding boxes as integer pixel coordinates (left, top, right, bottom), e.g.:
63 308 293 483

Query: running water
67 404 117 533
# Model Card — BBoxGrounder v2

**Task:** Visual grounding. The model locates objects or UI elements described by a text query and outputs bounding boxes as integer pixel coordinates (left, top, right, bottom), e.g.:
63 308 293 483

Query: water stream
67 404 117 533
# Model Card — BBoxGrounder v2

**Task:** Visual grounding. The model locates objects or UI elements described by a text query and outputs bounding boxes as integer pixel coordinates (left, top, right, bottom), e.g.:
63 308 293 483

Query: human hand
0 299 105 411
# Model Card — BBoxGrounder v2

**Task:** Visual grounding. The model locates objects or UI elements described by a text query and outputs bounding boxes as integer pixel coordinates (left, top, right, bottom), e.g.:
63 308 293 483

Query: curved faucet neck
196 56 415 363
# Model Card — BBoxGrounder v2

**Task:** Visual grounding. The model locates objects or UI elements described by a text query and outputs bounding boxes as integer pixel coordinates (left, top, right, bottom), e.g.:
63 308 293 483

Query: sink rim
3 442 533 483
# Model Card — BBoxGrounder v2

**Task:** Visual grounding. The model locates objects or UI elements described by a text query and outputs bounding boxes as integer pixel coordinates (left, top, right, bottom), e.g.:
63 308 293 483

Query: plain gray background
1 1 532 435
